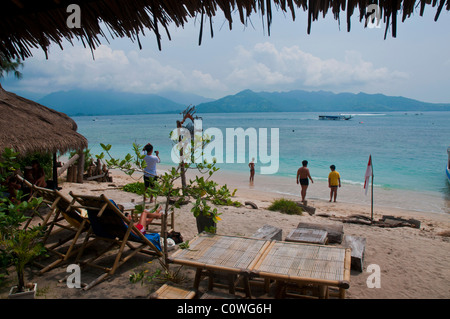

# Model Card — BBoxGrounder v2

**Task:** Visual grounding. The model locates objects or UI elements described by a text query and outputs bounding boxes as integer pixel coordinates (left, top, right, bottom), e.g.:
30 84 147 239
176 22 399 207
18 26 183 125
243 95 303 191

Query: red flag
364 155 372 195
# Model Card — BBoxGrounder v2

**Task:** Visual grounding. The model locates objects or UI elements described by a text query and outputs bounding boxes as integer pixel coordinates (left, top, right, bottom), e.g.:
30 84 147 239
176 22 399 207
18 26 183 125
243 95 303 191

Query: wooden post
177 120 187 190
52 153 58 189
77 149 85 183
371 159 374 222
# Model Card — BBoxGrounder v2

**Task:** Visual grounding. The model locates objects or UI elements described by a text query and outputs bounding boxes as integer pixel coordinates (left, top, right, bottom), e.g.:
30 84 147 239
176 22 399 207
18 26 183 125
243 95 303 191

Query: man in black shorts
296 160 314 203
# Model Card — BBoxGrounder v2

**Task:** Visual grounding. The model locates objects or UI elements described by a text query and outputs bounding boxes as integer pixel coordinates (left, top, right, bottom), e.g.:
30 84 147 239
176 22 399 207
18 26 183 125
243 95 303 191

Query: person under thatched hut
27 159 47 187
1 175 21 203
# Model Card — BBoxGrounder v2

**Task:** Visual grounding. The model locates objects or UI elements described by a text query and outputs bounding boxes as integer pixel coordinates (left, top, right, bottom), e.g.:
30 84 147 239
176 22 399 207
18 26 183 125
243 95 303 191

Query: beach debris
251 224 282 241
286 228 328 245
296 222 344 244
84 158 113 182
343 235 366 272
318 214 421 229
379 215 421 228
244 201 258 209
294 201 316 215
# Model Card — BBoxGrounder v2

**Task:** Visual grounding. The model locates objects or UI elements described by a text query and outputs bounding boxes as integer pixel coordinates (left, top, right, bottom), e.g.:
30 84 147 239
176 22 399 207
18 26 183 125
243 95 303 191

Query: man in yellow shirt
328 165 341 202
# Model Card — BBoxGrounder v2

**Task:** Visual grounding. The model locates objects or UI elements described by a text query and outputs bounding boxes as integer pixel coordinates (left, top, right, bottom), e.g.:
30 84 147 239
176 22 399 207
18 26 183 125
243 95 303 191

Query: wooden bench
286 228 328 245
150 284 196 299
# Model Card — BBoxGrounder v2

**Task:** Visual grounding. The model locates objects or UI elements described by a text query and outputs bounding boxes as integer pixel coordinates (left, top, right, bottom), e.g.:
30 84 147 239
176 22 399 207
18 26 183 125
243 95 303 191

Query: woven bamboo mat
253 241 350 284
170 233 270 272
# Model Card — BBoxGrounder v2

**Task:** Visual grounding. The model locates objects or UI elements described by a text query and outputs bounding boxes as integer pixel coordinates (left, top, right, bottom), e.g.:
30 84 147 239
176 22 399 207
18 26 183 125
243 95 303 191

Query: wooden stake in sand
364 155 374 221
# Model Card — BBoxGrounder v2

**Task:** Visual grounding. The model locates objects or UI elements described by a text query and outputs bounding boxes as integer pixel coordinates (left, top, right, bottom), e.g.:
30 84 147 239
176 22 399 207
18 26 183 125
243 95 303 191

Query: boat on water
447 146 450 184
318 114 352 121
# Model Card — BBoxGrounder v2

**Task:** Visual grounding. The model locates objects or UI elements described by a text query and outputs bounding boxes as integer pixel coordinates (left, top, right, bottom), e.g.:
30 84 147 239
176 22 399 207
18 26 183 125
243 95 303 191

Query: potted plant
3 226 45 299
0 148 46 299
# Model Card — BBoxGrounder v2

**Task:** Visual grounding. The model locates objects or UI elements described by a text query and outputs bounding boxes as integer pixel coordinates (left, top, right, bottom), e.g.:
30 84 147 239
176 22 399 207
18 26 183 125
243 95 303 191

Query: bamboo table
168 232 271 297
251 241 351 298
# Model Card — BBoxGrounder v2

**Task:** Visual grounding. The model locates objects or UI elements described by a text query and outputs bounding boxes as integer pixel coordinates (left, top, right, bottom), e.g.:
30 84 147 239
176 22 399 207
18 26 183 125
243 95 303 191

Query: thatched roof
1 0 448 61
0 84 88 156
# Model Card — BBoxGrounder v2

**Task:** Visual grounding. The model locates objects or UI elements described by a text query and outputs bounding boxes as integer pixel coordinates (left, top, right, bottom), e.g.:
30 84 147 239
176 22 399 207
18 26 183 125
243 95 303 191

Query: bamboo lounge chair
14 174 52 229
31 185 91 274
68 192 163 290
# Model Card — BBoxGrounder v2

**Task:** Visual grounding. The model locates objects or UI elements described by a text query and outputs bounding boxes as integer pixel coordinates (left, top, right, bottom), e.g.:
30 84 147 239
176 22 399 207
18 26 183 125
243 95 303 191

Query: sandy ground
1 169 449 300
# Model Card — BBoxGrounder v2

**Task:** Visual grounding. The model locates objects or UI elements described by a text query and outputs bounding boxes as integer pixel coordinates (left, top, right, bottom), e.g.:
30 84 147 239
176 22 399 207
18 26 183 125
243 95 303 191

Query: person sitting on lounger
116 203 163 234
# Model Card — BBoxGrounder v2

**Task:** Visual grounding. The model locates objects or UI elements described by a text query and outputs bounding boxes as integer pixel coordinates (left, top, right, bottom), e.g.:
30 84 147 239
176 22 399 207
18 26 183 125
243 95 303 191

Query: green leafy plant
122 181 146 195
268 198 303 215
94 107 240 271
0 148 47 293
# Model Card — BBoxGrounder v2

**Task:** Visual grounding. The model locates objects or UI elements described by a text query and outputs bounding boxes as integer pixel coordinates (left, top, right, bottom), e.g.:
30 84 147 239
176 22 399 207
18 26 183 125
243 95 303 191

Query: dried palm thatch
0 84 88 156
1 0 448 61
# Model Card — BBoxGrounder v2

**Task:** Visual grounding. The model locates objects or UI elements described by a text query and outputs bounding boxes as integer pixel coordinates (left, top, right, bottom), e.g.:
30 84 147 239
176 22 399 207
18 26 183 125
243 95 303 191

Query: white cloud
15 44 224 96
224 42 409 92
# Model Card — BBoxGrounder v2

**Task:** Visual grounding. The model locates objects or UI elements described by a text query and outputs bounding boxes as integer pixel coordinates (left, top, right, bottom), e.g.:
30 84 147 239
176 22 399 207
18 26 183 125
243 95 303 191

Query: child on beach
296 160 314 203
328 165 341 202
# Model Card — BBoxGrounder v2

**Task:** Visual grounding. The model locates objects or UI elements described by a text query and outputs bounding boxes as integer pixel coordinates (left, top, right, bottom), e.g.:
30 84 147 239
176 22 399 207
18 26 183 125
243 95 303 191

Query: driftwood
343 235 366 272
317 214 421 229
286 228 328 245
380 215 421 228
84 158 113 182
58 154 79 176
251 224 282 241
294 201 316 215
244 201 258 209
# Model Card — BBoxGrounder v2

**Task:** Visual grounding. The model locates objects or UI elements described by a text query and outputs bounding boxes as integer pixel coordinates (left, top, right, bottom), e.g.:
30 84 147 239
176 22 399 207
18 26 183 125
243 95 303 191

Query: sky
2 5 450 103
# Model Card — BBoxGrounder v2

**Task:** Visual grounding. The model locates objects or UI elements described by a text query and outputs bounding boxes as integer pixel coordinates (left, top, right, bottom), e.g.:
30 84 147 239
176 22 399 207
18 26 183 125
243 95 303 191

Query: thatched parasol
0 83 88 156
1 0 448 61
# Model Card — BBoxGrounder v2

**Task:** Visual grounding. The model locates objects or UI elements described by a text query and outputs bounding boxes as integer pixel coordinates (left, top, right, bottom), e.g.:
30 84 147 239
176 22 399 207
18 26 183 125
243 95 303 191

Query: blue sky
2 6 450 103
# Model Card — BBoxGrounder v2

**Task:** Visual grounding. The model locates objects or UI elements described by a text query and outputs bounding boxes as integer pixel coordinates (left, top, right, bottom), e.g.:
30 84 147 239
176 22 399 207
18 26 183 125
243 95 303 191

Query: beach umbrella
0 83 88 186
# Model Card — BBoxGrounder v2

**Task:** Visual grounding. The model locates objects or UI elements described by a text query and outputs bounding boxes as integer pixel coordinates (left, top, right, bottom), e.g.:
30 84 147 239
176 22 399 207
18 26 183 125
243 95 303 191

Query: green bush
268 198 303 215
122 182 146 195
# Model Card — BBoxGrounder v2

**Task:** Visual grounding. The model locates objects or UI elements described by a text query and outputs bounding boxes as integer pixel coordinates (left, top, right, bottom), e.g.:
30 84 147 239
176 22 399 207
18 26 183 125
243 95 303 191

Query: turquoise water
72 111 450 213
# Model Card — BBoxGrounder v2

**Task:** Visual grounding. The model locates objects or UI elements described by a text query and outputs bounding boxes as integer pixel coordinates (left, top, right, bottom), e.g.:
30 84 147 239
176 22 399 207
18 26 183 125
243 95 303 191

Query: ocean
72 111 450 214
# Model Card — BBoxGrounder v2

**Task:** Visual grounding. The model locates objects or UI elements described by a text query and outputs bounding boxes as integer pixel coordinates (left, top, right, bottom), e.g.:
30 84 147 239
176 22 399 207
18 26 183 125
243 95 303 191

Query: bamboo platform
169 233 270 297
169 232 270 273
150 284 196 299
169 233 351 299
252 241 351 298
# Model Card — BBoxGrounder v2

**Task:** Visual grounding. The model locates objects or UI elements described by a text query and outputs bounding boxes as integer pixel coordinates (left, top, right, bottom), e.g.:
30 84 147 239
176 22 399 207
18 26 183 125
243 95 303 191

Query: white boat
447 146 450 184
318 114 352 120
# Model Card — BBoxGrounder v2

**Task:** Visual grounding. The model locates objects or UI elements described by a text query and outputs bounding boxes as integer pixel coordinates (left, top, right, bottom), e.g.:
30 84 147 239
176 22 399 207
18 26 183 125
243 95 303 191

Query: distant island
34 88 450 116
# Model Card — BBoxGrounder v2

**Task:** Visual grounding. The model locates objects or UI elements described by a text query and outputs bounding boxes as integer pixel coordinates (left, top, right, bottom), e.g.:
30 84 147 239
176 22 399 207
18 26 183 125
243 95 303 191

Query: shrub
122 182 146 195
268 198 303 215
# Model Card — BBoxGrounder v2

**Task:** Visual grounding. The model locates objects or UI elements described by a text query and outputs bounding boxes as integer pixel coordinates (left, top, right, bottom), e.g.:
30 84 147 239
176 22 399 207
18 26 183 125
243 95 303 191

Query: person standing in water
296 160 313 203
249 158 255 184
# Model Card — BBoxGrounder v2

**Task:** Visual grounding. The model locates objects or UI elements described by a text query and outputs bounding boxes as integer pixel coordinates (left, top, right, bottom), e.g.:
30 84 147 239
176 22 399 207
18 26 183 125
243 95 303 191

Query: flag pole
371 157 374 222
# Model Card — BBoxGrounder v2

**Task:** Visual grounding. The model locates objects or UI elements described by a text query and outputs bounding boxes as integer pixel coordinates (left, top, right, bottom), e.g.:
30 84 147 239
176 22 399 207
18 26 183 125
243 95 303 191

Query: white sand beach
1 168 449 299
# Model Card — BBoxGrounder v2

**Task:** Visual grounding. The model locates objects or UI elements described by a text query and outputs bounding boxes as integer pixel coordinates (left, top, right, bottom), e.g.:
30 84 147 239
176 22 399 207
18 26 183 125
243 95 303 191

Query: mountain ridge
33 88 450 116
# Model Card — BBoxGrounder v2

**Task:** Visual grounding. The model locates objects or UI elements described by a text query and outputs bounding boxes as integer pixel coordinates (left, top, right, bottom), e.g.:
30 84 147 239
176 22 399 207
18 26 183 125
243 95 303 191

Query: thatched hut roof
0 84 88 156
1 0 448 61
